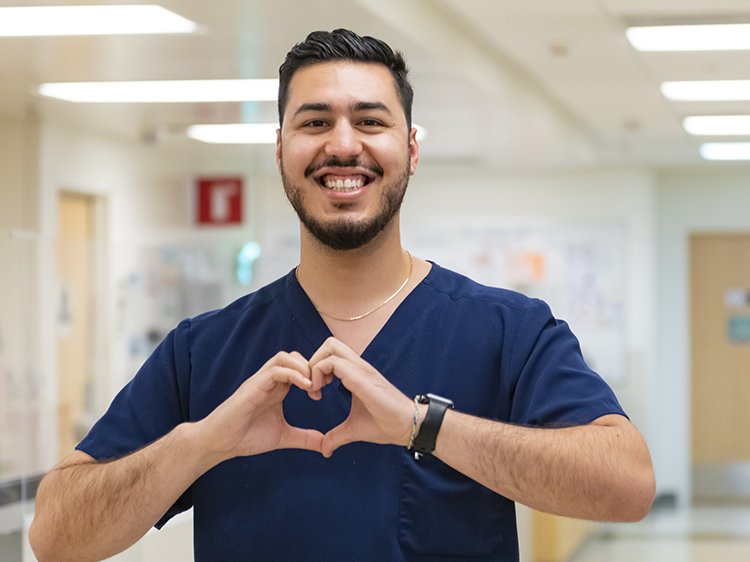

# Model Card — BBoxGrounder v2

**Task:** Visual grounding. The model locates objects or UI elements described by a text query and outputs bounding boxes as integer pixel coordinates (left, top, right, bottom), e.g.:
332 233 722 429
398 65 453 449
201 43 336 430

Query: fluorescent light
38 79 279 103
0 5 196 36
662 80 750 102
627 24 750 52
188 122 428 144
684 116 750 136
188 124 279 144
700 142 750 160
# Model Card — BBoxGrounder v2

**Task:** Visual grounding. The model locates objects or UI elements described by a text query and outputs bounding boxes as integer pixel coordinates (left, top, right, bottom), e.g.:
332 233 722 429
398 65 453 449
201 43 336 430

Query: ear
275 127 283 175
408 127 420 176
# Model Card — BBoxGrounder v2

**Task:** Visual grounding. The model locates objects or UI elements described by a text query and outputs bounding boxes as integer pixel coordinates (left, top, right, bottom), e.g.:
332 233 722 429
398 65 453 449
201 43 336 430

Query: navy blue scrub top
78 262 625 561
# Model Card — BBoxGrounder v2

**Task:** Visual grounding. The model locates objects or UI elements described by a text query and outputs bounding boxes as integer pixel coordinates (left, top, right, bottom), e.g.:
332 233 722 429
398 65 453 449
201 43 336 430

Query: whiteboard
404 217 628 384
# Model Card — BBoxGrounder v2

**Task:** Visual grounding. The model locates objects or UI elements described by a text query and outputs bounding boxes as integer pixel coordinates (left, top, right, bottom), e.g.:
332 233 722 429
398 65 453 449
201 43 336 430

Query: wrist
408 393 454 459
179 421 231 470
404 399 428 448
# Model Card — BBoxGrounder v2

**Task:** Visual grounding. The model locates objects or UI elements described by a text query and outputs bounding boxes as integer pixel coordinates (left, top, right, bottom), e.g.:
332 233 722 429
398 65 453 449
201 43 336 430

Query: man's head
276 30 419 251
278 28 413 129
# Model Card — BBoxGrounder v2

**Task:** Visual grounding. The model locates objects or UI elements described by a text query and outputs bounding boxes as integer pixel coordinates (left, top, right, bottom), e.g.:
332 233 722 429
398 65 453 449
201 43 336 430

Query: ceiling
3 0 750 169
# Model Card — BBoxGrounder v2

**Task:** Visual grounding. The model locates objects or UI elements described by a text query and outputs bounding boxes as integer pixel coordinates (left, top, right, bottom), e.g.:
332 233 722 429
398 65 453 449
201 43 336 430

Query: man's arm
29 424 217 562
311 337 655 523
434 411 655 521
30 351 322 562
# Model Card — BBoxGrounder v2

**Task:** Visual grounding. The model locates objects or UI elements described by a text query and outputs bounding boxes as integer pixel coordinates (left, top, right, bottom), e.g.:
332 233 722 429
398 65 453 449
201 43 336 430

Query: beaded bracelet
407 395 420 449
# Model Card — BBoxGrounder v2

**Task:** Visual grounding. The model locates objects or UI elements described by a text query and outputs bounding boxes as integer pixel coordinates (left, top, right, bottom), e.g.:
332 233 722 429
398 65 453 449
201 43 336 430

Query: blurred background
2 1 750 560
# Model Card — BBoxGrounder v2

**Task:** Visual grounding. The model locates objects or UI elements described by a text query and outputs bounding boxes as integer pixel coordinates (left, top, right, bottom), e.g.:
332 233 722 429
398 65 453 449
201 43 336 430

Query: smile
320 174 370 192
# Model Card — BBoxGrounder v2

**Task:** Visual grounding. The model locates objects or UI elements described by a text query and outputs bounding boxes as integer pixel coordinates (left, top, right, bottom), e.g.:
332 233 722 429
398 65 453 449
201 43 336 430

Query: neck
296 221 410 319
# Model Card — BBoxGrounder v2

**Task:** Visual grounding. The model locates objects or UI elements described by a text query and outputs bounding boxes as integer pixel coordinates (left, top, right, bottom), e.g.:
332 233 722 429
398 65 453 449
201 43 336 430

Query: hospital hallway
569 503 750 562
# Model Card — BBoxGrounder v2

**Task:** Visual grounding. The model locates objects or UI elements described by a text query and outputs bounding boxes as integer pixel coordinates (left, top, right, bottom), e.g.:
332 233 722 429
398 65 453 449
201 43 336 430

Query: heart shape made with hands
287 337 414 458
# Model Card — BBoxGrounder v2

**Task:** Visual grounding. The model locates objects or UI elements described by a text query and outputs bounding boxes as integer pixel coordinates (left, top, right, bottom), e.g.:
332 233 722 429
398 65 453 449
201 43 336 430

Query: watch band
410 393 454 460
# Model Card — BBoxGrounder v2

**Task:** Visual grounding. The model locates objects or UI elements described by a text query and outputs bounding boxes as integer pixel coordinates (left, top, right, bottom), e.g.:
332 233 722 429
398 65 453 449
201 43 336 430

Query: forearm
30 422 221 562
433 411 655 521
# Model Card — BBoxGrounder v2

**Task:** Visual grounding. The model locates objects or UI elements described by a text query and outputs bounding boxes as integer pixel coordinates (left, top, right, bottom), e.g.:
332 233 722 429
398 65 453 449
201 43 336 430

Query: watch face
425 393 454 407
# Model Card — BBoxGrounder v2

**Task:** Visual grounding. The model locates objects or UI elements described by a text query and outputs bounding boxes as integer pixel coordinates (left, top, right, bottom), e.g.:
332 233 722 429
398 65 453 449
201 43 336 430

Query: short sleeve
507 299 626 427
76 318 193 527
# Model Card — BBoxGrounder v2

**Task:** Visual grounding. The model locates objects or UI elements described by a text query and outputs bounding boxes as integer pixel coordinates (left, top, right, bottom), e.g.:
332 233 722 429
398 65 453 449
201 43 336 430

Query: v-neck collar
281 262 437 375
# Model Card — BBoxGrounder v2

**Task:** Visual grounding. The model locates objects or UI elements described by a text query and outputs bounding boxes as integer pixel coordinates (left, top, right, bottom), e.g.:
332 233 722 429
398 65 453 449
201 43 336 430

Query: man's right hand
199 350 324 461
29 351 322 562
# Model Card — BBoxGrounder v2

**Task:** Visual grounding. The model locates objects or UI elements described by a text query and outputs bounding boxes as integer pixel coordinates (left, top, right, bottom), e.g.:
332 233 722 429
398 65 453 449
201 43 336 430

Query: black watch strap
411 393 454 459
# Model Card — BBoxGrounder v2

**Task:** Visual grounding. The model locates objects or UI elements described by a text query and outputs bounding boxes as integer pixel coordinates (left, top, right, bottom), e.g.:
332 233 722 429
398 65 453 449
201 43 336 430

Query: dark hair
278 28 413 128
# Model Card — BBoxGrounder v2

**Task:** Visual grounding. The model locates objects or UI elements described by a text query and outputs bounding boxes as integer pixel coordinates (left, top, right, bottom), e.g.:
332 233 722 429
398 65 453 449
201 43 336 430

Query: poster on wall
404 217 628 384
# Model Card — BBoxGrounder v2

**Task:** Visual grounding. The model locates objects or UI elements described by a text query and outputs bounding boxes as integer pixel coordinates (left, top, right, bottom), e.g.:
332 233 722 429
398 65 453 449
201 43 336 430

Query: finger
312 355 369 397
273 350 312 378
321 419 354 458
280 426 324 453
308 336 359 366
258 366 312 392
287 351 312 379
310 356 340 393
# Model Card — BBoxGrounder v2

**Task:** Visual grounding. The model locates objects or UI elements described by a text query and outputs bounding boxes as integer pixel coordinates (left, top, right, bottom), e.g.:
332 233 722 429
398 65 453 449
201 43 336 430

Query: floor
6 504 750 561
570 504 750 562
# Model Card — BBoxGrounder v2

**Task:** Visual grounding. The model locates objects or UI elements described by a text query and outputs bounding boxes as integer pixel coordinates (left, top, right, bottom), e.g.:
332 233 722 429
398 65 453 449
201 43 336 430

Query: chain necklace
296 252 413 322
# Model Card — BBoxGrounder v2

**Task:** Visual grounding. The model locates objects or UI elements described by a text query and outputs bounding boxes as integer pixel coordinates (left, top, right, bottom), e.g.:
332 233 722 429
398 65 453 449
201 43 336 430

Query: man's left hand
308 337 415 457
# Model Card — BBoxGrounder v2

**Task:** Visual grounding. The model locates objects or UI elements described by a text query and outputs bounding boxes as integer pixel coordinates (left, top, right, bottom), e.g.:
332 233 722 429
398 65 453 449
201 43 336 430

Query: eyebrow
292 101 394 118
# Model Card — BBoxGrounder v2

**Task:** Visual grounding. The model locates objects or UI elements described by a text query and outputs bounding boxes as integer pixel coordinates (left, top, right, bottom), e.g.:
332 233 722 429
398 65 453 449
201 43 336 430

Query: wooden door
56 193 96 458
691 233 750 500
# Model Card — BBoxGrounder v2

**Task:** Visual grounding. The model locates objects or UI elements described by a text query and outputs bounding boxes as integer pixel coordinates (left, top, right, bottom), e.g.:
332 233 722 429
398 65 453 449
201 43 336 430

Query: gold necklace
296 252 413 322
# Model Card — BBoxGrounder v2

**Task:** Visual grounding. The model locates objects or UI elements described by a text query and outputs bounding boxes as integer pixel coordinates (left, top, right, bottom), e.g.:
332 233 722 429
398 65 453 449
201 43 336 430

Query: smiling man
30 29 655 562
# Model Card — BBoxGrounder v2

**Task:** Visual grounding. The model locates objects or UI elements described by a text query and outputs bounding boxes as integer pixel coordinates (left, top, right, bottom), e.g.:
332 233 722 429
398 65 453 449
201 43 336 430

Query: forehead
285 61 402 116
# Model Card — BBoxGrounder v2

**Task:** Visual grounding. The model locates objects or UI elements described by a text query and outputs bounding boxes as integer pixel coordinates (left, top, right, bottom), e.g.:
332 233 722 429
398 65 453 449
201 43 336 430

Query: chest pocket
398 450 511 558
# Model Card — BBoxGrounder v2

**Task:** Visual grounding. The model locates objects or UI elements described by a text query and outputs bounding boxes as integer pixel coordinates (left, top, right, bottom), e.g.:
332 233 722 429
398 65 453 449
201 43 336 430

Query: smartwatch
411 393 454 460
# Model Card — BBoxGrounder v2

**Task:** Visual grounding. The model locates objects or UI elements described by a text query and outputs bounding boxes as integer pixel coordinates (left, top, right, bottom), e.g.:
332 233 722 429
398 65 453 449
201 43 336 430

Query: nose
323 121 363 158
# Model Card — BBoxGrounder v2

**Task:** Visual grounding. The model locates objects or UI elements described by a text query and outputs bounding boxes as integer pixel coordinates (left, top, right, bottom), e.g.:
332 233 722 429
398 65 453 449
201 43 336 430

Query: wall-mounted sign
196 176 243 225
728 315 750 344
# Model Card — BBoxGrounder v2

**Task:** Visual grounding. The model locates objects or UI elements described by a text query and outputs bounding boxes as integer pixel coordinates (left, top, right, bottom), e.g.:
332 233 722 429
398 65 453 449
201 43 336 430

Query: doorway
55 191 105 459
690 233 750 502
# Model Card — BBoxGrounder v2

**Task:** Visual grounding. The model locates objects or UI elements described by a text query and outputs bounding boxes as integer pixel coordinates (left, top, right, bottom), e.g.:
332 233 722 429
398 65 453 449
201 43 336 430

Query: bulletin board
404 217 628 384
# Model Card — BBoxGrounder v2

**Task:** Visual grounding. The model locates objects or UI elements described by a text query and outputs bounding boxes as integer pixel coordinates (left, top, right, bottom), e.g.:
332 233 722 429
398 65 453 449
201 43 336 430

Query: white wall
0 118 42 482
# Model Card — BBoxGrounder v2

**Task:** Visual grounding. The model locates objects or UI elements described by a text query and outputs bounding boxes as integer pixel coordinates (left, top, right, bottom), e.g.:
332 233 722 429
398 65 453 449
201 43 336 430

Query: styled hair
278 28 413 128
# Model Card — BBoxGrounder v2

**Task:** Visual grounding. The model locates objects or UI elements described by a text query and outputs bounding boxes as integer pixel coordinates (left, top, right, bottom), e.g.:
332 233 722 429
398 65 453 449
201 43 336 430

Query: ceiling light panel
38 80 279 103
187 124 280 144
662 81 750 102
627 24 750 52
684 116 750 136
700 142 750 160
0 5 196 37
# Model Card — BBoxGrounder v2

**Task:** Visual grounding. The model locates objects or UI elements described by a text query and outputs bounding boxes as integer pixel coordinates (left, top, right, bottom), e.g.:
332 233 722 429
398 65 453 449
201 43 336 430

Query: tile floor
570 504 750 562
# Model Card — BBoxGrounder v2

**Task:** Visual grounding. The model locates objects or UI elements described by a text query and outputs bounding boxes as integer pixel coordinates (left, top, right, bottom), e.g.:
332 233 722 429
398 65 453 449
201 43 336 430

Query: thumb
322 420 355 458
280 425 324 453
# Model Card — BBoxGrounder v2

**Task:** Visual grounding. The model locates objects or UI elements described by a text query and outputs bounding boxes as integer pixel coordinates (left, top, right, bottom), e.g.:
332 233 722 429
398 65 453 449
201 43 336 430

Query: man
30 29 655 561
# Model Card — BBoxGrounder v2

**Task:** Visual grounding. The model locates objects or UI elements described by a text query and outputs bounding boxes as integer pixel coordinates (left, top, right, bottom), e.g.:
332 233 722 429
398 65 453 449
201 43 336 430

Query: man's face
276 61 419 250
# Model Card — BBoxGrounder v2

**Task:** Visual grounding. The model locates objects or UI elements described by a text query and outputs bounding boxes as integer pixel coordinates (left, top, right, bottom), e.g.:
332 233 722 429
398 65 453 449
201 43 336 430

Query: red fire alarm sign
196 176 244 225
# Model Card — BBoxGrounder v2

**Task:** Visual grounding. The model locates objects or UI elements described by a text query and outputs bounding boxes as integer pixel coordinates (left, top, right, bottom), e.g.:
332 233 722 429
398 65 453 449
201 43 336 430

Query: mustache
304 156 384 178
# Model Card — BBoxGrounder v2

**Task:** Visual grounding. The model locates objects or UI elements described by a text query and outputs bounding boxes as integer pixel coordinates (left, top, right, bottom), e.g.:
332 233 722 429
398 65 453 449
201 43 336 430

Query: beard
281 154 410 251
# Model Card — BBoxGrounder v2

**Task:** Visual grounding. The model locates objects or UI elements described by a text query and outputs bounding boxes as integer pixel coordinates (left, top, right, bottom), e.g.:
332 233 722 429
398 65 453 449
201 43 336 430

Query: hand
200 351 324 461
309 337 414 457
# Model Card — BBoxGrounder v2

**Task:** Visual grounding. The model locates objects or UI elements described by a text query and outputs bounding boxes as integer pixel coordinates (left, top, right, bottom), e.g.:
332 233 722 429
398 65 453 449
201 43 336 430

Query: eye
359 118 383 127
303 119 329 128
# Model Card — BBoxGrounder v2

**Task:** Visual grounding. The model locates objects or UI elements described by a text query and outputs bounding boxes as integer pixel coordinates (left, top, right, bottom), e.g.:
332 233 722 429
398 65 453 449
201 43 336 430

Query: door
56 192 98 459
690 233 750 501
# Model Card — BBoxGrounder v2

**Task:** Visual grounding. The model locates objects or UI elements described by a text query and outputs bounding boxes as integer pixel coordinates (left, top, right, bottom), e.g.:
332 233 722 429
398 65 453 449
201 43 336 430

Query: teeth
324 177 365 191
